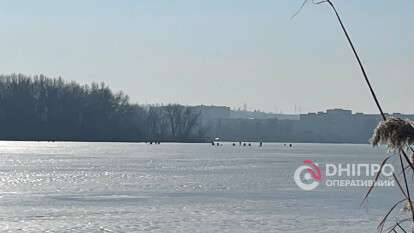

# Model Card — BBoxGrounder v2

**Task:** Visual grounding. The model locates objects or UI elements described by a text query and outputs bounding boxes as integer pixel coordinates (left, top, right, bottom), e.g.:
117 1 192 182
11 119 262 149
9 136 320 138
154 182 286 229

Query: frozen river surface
0 142 404 232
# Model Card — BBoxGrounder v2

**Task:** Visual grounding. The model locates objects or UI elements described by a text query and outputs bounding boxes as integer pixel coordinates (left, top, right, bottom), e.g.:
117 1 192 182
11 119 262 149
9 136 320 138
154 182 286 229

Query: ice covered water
0 142 402 232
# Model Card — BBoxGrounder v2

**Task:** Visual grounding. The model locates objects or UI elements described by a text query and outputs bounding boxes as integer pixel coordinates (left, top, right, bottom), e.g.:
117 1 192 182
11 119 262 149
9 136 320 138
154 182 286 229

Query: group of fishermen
211 141 294 148
147 141 161 145
211 141 263 147
146 141 293 148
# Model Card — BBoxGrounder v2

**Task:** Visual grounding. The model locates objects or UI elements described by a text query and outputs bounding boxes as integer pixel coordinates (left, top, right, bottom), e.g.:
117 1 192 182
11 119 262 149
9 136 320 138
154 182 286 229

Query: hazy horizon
1 0 412 114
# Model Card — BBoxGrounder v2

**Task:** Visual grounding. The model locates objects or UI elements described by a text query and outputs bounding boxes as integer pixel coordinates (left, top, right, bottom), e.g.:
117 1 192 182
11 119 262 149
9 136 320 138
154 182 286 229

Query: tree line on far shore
0 74 205 142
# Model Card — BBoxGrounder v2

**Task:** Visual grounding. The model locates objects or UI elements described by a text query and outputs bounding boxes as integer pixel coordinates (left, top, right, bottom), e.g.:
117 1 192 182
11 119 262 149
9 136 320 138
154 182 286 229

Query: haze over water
0 141 401 232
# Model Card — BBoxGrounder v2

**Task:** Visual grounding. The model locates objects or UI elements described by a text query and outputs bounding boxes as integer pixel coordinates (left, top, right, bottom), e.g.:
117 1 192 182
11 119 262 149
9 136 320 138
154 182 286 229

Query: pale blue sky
0 0 412 114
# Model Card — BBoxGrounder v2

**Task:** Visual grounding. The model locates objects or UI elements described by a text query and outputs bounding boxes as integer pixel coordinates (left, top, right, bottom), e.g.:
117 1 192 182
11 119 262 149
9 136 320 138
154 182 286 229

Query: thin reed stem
319 0 386 120
313 0 414 230
400 150 414 224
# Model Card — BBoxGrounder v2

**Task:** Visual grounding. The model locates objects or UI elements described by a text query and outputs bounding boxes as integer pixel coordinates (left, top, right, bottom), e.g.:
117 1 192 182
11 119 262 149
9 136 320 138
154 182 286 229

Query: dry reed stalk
371 118 414 151
294 0 414 231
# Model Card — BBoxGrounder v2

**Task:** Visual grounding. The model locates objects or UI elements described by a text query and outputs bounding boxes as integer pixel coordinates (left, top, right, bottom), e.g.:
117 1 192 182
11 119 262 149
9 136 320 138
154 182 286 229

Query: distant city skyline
0 1 412 114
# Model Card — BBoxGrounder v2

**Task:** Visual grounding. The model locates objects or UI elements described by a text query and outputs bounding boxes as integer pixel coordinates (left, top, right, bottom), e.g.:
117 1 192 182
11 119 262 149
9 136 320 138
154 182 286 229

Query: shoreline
0 139 372 145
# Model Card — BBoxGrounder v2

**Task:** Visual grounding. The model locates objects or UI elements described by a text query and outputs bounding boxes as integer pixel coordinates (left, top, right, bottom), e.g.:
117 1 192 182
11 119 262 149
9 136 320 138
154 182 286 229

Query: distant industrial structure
196 106 414 144
192 105 299 121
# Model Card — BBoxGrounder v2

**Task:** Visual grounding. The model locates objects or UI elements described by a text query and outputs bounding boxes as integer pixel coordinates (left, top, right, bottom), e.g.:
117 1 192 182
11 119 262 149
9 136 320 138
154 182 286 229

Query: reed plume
294 0 414 231
370 118 414 150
